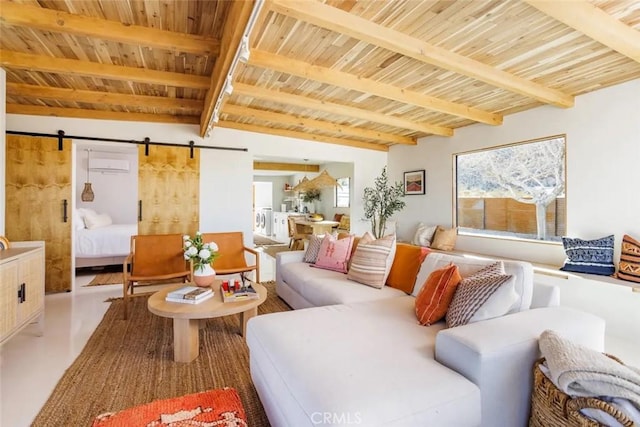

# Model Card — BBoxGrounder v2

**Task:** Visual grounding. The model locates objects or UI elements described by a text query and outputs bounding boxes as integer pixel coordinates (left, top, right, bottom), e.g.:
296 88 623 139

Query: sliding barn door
5 135 72 293
138 145 199 235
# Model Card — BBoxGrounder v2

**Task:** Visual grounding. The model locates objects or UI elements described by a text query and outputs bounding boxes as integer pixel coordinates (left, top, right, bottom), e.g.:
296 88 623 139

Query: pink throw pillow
312 234 355 273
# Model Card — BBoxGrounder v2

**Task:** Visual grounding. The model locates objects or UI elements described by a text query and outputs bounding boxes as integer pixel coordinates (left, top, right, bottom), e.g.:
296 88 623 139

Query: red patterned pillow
312 234 355 273
92 388 246 427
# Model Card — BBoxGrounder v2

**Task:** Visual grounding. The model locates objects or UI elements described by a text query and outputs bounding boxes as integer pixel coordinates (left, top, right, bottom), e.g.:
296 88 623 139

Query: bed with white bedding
74 208 137 268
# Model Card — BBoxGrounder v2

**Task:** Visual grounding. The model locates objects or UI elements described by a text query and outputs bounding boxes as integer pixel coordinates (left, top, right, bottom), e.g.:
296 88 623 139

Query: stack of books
165 286 214 304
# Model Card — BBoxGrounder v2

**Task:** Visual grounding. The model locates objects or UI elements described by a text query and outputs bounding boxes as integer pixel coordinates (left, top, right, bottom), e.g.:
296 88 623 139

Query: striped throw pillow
618 234 640 283
347 232 396 289
415 263 462 326
303 235 323 263
560 235 615 276
445 262 514 328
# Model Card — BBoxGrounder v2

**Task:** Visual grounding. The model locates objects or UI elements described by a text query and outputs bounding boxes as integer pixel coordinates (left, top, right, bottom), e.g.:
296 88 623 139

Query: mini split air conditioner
88 158 130 173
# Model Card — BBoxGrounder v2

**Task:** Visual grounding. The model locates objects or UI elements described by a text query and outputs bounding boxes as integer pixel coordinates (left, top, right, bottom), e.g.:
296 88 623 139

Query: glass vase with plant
363 167 406 238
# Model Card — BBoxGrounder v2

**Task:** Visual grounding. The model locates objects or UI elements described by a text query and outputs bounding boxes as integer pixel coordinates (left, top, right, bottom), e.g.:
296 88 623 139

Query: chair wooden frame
122 234 191 319
288 217 310 251
201 232 260 283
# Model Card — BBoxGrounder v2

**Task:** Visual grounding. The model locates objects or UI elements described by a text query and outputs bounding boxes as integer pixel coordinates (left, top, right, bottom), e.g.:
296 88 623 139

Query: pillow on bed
73 209 85 230
84 211 113 229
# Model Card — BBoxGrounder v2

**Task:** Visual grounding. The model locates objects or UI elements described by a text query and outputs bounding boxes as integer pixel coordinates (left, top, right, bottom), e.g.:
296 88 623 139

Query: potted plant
363 167 406 238
301 188 321 213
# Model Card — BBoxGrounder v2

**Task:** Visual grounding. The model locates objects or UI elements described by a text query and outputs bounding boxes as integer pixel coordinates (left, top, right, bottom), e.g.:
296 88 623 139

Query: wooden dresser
0 242 45 345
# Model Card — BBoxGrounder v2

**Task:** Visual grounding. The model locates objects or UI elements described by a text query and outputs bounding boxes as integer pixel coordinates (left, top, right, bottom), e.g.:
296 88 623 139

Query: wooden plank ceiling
1 0 639 152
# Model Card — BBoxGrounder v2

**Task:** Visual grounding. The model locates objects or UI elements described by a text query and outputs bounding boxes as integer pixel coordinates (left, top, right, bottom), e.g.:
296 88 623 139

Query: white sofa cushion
414 252 533 313
280 261 405 306
247 297 481 426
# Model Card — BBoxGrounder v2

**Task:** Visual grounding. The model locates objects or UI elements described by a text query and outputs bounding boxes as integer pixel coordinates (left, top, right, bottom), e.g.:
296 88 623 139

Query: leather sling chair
201 232 260 284
122 234 191 319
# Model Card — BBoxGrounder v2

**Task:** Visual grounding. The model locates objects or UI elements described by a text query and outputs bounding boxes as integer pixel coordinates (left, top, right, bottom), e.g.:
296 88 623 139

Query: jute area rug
33 281 290 427
253 234 284 246
86 271 123 286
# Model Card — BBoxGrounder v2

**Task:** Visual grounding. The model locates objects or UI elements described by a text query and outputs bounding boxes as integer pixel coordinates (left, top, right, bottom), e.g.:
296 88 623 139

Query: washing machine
256 207 273 236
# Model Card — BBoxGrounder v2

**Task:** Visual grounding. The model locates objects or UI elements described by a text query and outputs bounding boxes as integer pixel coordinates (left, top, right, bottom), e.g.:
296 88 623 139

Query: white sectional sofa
247 250 605 427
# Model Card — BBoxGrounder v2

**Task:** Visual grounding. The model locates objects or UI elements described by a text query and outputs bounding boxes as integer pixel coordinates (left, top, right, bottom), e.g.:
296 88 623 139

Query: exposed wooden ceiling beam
6 82 203 111
270 0 574 108
217 121 388 152
0 50 210 89
6 104 199 124
524 0 640 63
200 0 255 136
254 161 320 172
223 103 415 145
249 50 502 125
234 82 452 136
0 2 220 56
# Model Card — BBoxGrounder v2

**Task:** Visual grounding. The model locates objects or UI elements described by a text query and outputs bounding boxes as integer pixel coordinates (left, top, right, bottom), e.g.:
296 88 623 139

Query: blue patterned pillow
560 235 615 276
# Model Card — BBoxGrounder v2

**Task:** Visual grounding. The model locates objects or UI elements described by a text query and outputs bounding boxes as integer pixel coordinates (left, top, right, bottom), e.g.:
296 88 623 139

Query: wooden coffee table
147 280 267 363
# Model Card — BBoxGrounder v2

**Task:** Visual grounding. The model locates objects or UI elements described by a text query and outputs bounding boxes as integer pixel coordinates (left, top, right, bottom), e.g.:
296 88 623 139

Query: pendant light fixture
81 149 95 202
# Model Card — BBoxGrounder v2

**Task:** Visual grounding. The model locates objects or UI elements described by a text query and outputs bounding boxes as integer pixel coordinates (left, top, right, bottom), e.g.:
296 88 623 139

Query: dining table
294 219 340 235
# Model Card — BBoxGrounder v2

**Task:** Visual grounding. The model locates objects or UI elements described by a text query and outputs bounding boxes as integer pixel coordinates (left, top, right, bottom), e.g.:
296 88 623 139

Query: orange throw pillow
415 263 462 326
386 243 430 294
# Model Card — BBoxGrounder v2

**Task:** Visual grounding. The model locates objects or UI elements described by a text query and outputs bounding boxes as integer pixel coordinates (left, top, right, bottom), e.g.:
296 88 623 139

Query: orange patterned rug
92 387 246 427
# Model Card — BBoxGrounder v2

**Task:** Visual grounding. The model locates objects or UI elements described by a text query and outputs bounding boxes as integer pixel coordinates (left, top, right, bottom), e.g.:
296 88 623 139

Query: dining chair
288 217 310 251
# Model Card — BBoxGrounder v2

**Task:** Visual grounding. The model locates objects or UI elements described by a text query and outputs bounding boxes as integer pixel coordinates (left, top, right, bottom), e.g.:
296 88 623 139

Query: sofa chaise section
247 297 481 427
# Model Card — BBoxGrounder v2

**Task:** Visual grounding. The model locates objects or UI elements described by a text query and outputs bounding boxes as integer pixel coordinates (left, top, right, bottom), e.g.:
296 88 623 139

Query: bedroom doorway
73 142 139 291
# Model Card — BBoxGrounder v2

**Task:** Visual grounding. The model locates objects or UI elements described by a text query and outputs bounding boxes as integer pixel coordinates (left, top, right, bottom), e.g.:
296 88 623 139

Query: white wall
317 162 354 220
388 79 640 362
4 114 387 248
388 79 640 266
75 145 138 224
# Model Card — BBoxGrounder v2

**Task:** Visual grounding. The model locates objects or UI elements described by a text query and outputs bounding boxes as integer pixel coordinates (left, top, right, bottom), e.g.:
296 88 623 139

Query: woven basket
529 357 635 427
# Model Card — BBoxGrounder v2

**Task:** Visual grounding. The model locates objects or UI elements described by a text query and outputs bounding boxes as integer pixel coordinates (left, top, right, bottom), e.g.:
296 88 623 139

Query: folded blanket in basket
539 330 640 409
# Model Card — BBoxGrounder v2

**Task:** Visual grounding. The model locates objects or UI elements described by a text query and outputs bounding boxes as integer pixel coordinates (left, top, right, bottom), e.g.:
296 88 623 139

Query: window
335 177 350 207
455 135 566 242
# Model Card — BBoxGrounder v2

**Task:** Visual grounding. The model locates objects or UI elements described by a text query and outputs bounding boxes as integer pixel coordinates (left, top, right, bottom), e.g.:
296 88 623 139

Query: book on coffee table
165 292 214 304
166 286 212 301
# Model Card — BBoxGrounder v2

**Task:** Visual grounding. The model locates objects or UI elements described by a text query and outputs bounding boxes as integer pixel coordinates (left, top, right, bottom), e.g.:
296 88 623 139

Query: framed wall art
404 170 425 195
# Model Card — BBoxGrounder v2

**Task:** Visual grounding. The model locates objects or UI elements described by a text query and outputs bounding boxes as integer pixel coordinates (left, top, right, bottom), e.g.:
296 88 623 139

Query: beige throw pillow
430 226 457 251
347 232 396 289
412 223 438 247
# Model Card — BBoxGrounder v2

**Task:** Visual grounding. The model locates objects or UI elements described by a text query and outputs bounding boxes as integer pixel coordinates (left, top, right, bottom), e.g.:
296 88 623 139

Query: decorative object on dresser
0 242 45 345
404 169 426 195
0 236 9 250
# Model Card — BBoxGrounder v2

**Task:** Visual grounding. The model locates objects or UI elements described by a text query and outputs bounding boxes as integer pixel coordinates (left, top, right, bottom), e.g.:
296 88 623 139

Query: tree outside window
455 135 566 242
